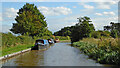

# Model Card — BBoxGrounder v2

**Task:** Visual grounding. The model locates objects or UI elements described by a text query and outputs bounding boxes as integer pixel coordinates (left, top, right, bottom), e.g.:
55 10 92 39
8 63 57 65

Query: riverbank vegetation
73 38 120 65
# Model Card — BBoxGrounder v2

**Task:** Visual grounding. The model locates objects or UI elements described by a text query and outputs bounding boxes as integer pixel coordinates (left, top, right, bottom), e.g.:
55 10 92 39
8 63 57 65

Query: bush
55 36 70 40
2 32 34 47
73 38 120 65
90 31 110 38
90 31 100 38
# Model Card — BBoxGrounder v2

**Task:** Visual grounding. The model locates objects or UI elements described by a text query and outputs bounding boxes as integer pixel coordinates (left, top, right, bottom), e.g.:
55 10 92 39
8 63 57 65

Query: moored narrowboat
31 39 49 50
54 38 60 43
47 39 54 44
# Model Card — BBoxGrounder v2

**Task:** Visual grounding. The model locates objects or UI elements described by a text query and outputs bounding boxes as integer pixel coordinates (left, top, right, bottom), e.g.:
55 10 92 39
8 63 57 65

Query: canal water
2 42 102 66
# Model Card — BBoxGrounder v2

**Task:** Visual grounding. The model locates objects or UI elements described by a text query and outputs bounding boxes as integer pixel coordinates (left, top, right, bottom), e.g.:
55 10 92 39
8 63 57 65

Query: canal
2 42 102 66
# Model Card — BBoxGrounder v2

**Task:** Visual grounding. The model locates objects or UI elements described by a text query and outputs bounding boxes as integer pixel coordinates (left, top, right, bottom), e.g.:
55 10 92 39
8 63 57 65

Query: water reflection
15 50 44 66
2 43 102 66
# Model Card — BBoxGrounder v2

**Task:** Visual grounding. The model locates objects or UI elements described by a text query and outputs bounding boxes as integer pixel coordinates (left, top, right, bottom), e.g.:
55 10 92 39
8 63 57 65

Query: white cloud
79 3 94 9
110 1 118 4
0 25 12 33
97 3 111 9
96 1 117 9
92 16 118 30
108 16 118 22
38 6 72 16
4 8 18 18
95 13 102 16
95 11 115 16
84 4 94 9
0 13 2 21
103 11 115 15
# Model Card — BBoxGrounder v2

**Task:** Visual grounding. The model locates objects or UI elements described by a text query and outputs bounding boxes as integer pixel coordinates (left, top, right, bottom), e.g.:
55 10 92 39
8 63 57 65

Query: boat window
38 40 44 44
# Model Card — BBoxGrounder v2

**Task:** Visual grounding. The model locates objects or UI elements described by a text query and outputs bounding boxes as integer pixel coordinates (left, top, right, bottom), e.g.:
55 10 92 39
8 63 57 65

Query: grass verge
59 40 71 42
1 44 34 57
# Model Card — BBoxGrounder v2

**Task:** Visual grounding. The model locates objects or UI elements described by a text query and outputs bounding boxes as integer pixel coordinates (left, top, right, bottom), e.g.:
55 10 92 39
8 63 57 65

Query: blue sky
0 2 118 33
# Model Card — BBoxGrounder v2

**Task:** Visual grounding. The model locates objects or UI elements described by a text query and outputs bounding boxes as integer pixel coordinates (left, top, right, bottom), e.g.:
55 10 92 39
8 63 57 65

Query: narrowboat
31 39 49 50
54 38 60 43
47 39 55 44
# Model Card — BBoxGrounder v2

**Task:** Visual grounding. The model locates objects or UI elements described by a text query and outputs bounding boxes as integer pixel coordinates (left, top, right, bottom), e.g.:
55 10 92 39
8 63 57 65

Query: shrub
55 36 70 40
2 32 34 47
73 38 120 65
90 31 100 38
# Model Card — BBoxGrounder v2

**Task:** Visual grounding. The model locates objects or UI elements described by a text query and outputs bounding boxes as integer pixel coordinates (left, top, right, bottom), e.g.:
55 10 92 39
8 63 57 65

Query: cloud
4 8 18 18
109 1 118 4
92 16 118 30
0 24 12 33
95 11 115 16
38 6 72 16
96 1 117 9
97 3 111 9
103 11 115 15
0 13 2 21
84 4 94 9
95 13 102 16
108 16 118 22
79 3 94 9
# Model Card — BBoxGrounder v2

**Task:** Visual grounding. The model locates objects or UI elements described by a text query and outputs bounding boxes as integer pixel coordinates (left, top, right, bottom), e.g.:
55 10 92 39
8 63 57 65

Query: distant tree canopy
10 3 52 37
53 26 74 36
54 16 95 43
71 16 95 43
90 30 111 38
104 22 120 38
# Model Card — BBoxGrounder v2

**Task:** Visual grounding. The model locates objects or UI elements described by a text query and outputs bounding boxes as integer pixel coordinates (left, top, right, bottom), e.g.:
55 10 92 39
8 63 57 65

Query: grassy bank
73 38 120 65
60 40 71 42
1 44 34 56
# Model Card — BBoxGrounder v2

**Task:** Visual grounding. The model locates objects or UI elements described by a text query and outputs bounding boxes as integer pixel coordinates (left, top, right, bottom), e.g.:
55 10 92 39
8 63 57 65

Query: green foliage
54 26 74 36
90 31 101 38
71 16 95 43
104 22 120 38
55 36 70 40
2 44 33 56
110 30 118 38
73 38 120 65
10 3 52 37
90 31 110 38
2 32 34 47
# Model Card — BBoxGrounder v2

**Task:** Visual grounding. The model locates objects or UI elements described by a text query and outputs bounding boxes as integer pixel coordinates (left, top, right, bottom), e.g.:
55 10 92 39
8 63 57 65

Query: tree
54 26 73 36
71 16 95 43
104 22 120 38
10 3 51 37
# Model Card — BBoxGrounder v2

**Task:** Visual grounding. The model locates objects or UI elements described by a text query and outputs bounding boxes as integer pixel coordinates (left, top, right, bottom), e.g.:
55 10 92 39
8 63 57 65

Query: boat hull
31 44 49 50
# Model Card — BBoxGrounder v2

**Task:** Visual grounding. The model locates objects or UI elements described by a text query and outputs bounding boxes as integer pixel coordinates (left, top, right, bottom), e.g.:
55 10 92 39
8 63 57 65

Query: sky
0 1 118 33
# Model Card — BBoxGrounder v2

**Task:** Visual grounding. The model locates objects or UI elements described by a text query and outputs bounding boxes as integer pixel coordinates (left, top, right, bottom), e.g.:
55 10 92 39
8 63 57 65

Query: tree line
54 17 120 43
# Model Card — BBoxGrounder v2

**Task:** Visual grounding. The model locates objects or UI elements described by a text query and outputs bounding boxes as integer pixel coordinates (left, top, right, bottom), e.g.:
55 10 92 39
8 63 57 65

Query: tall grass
1 32 35 56
2 32 34 47
73 37 120 65
2 44 34 56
